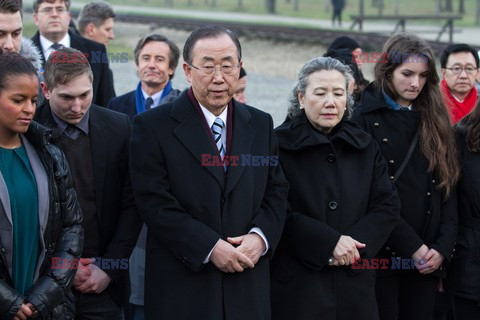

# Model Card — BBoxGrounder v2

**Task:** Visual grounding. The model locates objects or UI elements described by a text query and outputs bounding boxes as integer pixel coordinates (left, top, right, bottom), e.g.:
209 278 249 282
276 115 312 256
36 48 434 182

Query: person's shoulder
91 104 129 122
109 91 135 106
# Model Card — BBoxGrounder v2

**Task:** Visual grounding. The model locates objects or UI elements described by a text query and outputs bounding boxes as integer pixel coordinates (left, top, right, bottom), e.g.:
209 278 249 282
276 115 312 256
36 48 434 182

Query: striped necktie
145 97 154 110
211 117 225 159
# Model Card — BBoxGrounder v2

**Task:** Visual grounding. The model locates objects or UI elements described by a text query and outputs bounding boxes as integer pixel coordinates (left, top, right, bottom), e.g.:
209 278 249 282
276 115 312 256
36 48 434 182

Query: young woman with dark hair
353 33 460 320
0 52 83 320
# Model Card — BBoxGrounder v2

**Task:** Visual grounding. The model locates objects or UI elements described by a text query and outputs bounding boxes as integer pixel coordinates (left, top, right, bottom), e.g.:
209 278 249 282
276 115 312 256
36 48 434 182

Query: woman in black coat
270 56 401 320
0 53 83 320
446 101 480 319
353 33 460 320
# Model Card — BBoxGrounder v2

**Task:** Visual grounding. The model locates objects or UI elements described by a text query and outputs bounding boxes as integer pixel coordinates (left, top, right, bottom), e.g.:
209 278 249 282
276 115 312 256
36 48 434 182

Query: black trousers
73 290 124 320
452 295 480 320
375 270 437 320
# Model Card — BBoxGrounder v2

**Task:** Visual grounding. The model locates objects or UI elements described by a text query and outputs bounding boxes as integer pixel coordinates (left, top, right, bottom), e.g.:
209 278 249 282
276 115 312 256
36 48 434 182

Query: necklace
0 143 21 150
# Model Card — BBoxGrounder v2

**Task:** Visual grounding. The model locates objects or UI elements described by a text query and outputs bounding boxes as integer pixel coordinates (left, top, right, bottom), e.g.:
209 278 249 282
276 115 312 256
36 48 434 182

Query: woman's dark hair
460 99 480 152
375 33 459 197
0 52 38 90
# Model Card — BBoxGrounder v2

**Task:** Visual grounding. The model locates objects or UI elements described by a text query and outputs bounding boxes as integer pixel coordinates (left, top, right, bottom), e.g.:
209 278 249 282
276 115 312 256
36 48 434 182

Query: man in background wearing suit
31 0 115 107
129 25 289 320
107 34 181 120
35 47 141 320
109 33 181 320
77 0 115 47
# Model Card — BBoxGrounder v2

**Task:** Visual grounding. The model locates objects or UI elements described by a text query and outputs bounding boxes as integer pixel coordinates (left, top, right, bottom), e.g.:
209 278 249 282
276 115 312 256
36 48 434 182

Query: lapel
225 101 254 195
171 93 225 188
88 106 108 221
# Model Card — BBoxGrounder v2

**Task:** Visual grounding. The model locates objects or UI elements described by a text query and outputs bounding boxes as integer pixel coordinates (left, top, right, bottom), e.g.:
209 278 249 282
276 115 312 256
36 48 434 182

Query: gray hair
287 56 354 119
77 1 115 35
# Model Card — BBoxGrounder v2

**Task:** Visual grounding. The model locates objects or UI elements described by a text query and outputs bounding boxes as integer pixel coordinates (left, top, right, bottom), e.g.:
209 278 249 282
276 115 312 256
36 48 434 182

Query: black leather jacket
0 122 83 320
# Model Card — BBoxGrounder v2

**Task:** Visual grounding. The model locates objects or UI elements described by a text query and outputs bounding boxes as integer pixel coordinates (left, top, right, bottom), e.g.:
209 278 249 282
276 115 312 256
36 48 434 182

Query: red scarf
441 78 477 124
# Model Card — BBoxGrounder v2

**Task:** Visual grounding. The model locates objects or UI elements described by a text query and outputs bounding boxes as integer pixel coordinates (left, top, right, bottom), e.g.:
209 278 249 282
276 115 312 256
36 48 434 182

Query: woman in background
0 53 83 320
447 99 480 319
270 56 400 320
353 33 459 320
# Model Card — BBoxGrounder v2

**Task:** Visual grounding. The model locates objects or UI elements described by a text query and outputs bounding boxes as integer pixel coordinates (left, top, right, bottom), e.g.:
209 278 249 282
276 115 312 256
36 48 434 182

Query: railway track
110 12 455 55
25 7 457 55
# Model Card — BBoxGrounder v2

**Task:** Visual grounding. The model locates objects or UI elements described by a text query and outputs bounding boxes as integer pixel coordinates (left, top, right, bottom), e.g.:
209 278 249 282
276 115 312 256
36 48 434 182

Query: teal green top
0 146 39 294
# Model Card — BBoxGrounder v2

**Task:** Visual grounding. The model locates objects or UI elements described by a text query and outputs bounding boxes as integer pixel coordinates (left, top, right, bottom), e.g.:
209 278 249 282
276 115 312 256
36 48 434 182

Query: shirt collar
51 108 90 135
199 104 228 130
40 33 71 59
382 90 412 111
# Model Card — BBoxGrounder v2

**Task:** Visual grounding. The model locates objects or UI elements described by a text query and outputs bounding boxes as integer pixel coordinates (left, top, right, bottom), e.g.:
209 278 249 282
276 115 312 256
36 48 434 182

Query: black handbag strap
392 132 419 184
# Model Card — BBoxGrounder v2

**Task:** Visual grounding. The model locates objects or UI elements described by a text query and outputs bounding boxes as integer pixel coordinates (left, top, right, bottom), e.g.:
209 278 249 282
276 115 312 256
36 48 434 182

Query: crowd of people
1 0 480 319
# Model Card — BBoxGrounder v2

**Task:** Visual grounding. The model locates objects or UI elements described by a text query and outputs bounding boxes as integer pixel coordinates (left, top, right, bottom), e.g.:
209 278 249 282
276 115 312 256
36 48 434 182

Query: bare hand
14 303 33 320
210 239 254 273
74 263 111 293
332 235 366 266
412 244 429 264
417 248 444 274
72 258 94 287
227 233 265 265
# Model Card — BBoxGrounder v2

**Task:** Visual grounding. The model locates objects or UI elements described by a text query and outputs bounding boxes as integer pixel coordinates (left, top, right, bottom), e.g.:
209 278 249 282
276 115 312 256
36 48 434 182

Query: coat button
426 192 431 197
390 176 394 180
427 210 431 215
374 122 380 127
385 246 390 251
328 201 338 210
327 154 336 163
389 160 395 164
382 138 388 143
392 251 396 257
1 248 5 253
432 179 436 184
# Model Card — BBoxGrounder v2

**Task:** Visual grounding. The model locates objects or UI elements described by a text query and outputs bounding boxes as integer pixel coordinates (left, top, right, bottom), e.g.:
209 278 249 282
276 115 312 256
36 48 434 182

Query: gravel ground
110 22 376 126
110 23 317 126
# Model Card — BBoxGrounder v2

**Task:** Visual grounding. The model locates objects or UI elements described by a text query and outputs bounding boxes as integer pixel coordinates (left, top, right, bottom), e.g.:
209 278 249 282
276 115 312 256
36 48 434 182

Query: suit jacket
129 90 289 320
107 87 181 121
34 102 142 307
32 31 115 108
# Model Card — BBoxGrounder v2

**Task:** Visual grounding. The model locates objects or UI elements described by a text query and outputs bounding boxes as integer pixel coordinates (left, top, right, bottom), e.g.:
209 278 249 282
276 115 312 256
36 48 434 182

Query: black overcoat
129 90 289 320
352 83 458 278
446 118 480 302
270 114 400 320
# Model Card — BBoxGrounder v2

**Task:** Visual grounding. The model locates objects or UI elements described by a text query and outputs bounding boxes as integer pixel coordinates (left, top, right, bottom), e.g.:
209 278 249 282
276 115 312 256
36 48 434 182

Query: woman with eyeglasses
270 56 400 320
353 33 460 320
0 53 83 320
440 43 479 125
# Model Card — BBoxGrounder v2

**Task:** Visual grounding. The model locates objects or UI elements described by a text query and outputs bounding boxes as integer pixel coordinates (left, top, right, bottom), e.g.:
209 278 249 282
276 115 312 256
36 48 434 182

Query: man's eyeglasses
38 6 68 14
189 64 239 76
445 66 478 75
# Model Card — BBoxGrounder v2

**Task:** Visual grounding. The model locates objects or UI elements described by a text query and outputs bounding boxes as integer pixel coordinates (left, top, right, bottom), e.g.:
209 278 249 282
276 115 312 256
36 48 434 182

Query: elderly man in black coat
129 25 289 320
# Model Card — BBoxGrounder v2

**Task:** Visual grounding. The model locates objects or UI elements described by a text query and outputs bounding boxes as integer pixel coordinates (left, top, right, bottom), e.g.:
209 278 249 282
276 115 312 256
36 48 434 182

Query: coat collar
358 82 391 113
171 91 254 192
276 112 371 151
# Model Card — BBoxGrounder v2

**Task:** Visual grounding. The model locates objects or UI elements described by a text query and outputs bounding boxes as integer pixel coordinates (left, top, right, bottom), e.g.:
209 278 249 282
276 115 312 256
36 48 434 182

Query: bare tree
445 0 453 12
293 0 299 11
458 0 465 14
435 0 441 14
266 0 276 13
477 0 480 24
237 0 243 9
